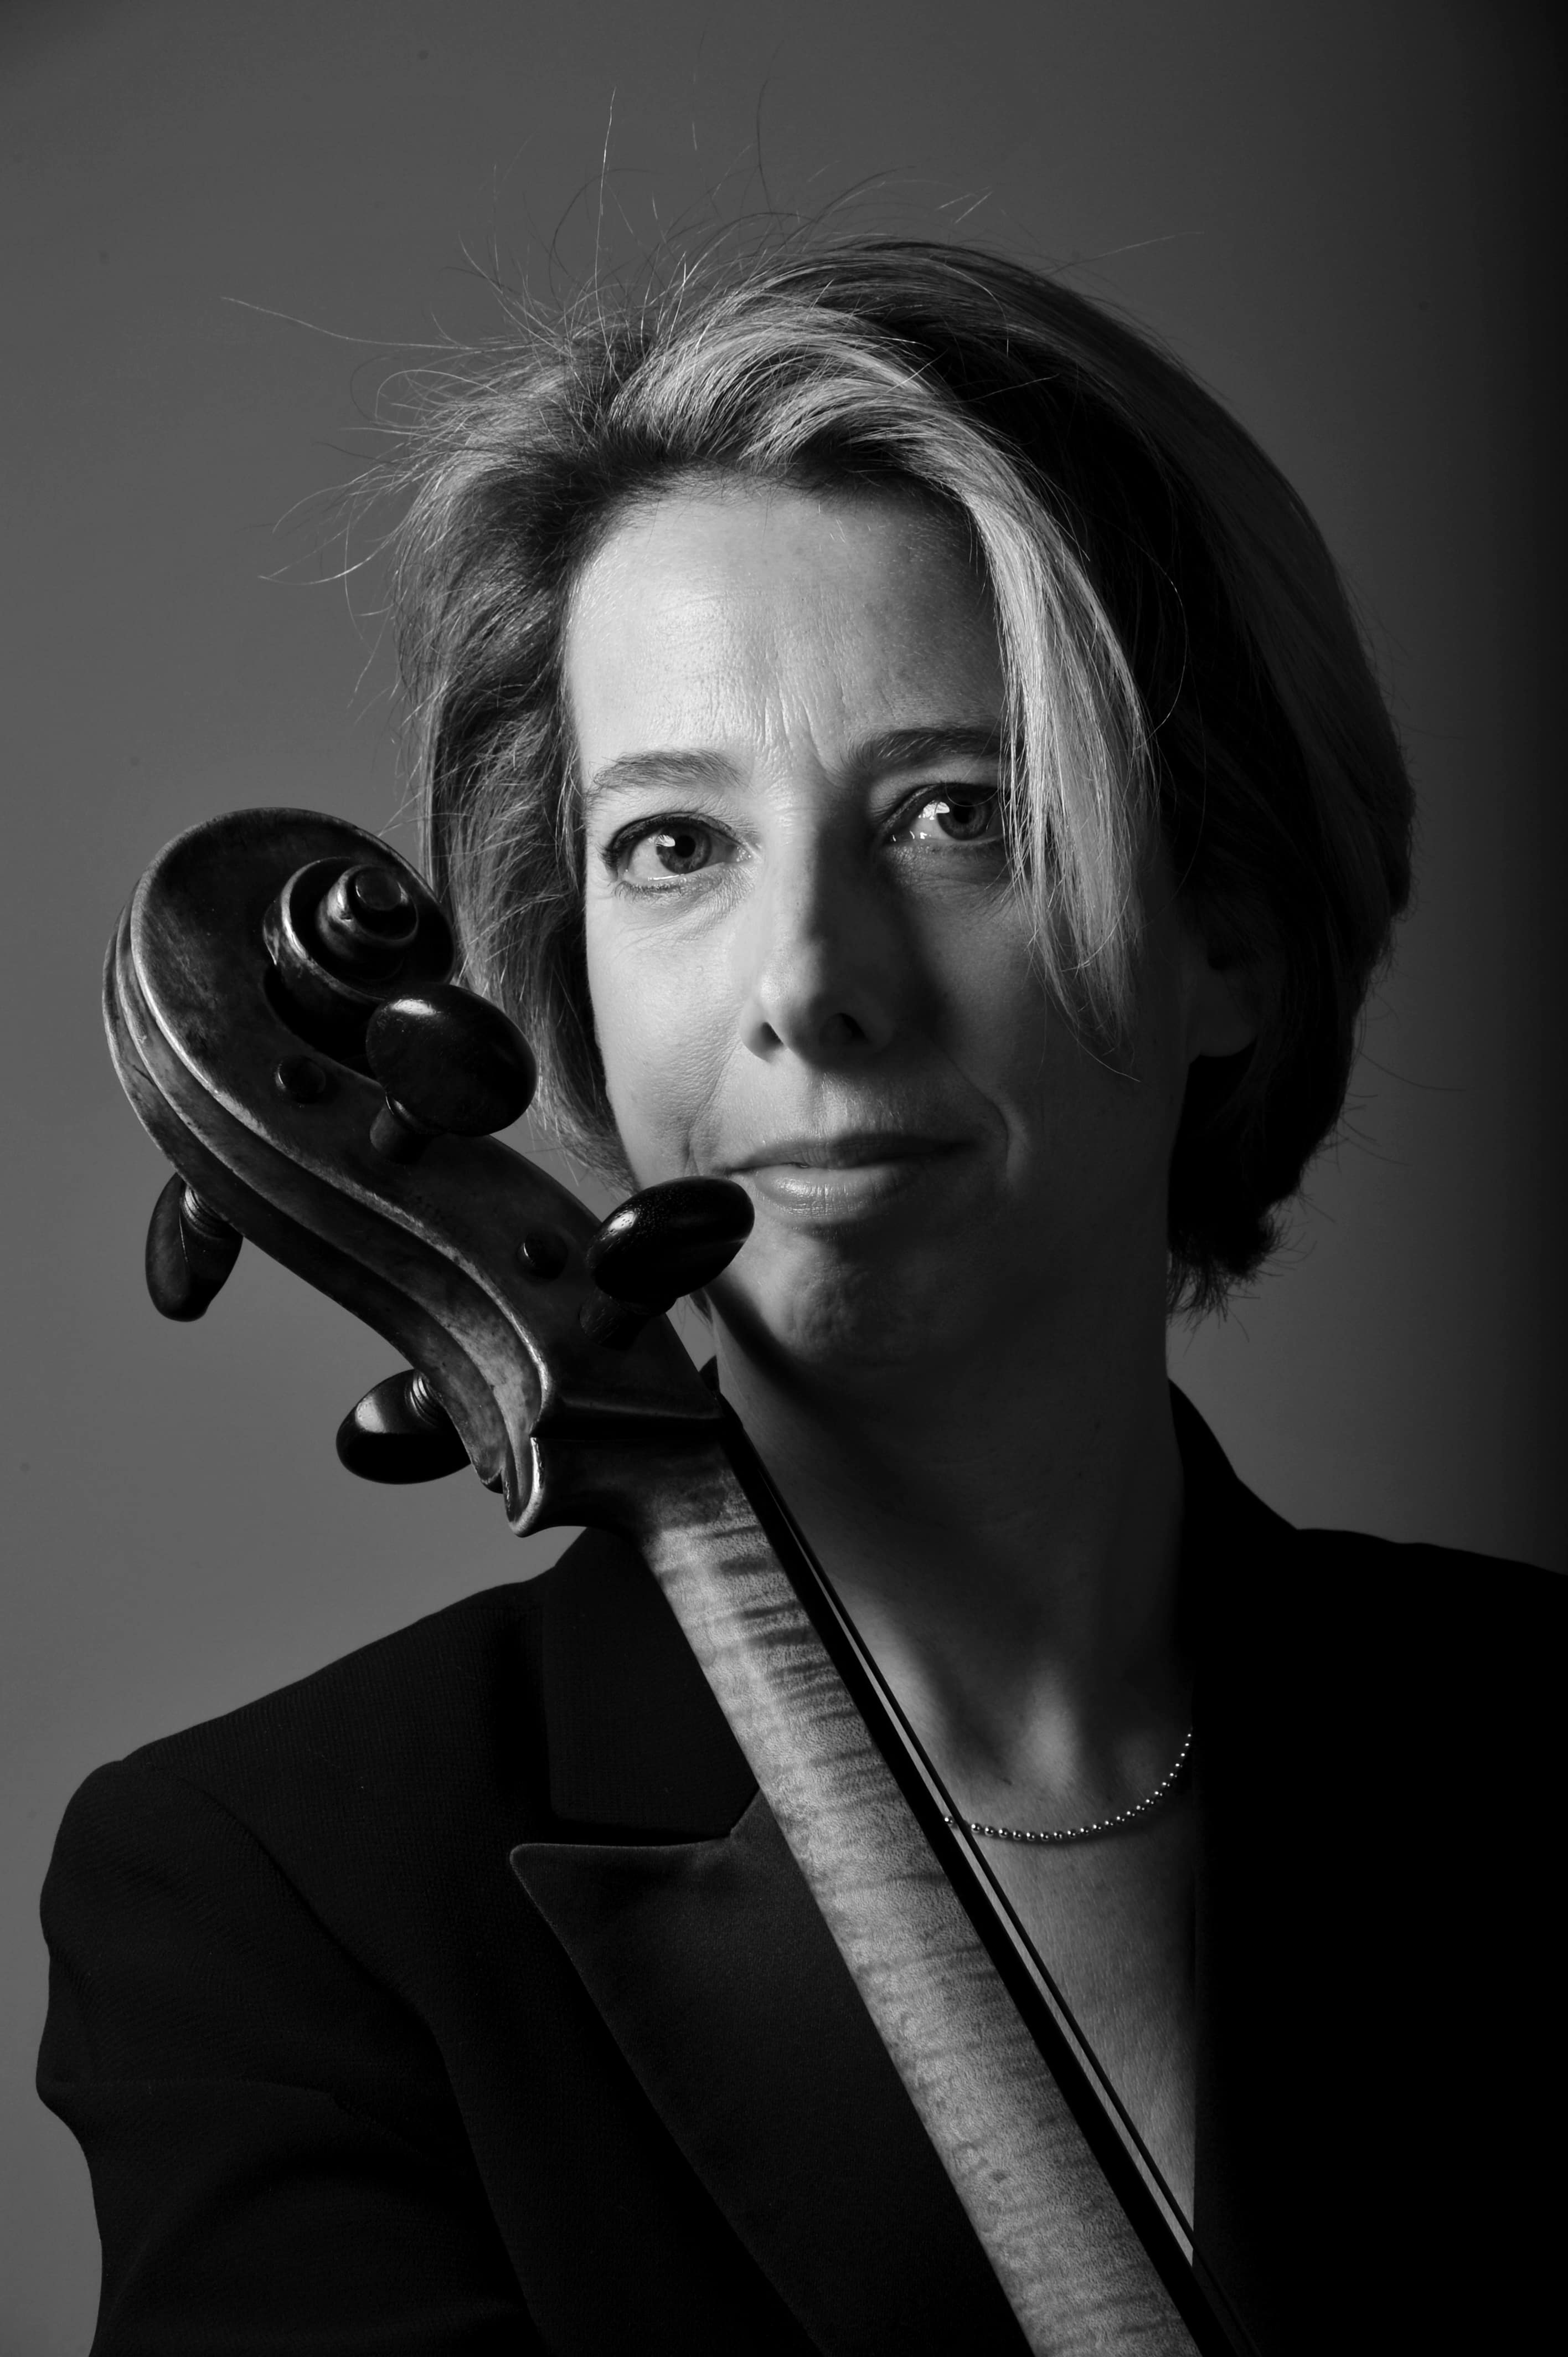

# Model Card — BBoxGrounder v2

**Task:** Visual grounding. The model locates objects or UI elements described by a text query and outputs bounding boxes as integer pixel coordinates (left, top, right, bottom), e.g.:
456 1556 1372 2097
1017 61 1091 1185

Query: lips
730 1131 962 1172
726 1132 970 1221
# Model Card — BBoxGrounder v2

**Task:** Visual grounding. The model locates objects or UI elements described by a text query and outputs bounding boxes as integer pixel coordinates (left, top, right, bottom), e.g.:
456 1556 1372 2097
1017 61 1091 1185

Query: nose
737 832 901 1064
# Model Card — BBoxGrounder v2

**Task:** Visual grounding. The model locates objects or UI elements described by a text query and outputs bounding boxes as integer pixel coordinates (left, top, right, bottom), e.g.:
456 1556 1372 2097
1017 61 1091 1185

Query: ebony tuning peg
335 1369 471 1483
364 985 537 1164
313 863 420 977
581 1177 755 1347
145 1173 243 1321
262 855 455 1066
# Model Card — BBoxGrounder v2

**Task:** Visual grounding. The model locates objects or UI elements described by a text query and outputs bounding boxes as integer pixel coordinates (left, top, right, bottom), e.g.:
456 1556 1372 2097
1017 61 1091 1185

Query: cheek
923 912 1048 1111
947 933 1184 1223
584 904 733 1183
1029 989 1192 1226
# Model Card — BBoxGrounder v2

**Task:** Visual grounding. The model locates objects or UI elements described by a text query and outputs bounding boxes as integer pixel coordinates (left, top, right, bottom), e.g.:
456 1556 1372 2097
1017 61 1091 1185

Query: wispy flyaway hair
385 239 1412 1309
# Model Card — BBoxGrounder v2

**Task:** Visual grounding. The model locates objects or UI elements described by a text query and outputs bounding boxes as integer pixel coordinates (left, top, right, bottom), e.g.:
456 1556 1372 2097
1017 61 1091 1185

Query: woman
39 240 1562 2355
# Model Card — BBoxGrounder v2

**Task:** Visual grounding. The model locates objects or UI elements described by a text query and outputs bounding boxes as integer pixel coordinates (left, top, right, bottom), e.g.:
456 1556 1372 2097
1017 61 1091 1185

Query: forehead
563 482 1004 765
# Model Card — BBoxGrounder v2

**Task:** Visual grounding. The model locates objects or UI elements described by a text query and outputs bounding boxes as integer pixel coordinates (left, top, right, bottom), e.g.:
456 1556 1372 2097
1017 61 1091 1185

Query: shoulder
1190 1403 1566 1826
1177 1381 1564 1672
1314 1525 1564 1773
1217 1520 1567 1856
45 1526 663 1941
1292 1520 1562 1599
45 1511 755 1938
1286 1521 1565 1675
130 1568 551 1815
133 1524 651 1808
1184 1383 1565 1733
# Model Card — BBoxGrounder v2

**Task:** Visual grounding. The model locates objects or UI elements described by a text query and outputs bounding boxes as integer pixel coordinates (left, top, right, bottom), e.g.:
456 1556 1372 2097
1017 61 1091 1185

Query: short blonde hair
388 239 1412 1309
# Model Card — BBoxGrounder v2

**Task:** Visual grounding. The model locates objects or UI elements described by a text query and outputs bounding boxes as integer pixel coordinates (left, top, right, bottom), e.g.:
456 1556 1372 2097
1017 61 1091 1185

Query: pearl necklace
942 1727 1194 1845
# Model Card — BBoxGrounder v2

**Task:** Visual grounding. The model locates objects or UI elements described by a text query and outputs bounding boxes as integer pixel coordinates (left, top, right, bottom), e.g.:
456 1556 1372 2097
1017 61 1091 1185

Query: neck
713 1273 1188 1828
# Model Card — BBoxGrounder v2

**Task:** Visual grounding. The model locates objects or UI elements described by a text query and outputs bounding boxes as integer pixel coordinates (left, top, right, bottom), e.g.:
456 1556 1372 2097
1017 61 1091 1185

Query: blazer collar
511 1390 1303 2355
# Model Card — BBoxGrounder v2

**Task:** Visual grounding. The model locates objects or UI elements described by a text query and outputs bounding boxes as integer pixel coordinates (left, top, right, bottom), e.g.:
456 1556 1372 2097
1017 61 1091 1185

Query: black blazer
39 1394 1564 2355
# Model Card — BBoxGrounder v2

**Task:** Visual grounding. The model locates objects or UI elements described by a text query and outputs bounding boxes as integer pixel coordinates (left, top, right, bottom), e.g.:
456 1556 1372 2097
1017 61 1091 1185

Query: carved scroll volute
104 808 741 1527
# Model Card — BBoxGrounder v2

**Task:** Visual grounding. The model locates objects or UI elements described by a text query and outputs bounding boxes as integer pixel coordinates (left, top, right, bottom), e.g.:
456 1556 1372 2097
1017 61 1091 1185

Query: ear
1180 925 1272 1064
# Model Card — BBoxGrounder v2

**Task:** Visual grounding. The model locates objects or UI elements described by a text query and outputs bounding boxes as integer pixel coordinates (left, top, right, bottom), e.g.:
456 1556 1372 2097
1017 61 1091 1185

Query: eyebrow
582 725 1003 802
584 750 736 802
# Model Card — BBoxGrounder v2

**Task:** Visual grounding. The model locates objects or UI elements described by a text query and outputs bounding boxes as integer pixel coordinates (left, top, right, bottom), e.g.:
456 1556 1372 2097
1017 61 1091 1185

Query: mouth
726 1133 971 1221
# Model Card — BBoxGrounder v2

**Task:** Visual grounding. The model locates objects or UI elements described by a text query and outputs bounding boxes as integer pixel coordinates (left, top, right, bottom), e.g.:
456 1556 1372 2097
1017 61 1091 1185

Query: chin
715 1237 985 1380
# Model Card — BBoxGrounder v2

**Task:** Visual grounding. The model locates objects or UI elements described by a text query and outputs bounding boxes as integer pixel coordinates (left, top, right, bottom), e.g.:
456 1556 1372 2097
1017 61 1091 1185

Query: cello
107 802 1254 2357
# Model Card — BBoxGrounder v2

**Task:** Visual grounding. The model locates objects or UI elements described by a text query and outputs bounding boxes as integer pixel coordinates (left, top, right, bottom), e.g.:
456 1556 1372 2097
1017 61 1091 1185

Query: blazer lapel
508 1530 1027 2357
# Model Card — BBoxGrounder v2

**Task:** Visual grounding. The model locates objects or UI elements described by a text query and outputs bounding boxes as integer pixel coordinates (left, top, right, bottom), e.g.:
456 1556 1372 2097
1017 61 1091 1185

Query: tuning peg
364 985 537 1164
313 863 420 979
262 854 455 1064
335 1369 471 1483
145 1174 243 1321
581 1177 754 1347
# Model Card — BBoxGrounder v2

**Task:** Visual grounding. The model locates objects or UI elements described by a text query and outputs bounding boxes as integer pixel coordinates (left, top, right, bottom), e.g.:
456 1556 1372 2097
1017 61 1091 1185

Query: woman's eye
896 789 1003 849
612 819 736 886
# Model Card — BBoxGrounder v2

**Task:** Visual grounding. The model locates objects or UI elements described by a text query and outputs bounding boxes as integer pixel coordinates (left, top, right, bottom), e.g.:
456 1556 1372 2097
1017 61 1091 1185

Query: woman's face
567 482 1240 1380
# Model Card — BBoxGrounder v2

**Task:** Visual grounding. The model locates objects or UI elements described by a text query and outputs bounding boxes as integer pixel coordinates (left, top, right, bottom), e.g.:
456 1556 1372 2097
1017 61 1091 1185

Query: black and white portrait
4 6 1562 2351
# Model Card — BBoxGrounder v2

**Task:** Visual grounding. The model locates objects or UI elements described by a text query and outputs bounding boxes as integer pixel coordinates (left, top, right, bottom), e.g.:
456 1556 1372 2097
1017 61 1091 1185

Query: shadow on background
4 2 1562 2345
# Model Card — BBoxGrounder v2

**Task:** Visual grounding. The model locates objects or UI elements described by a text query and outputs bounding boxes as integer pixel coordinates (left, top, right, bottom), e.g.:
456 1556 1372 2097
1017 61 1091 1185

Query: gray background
3 2 1562 2346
